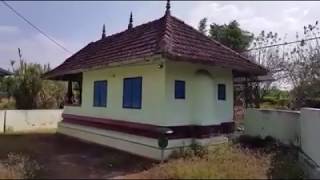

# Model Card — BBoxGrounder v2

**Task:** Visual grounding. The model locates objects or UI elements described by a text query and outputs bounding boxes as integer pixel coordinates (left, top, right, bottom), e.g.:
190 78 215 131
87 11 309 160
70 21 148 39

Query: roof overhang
233 72 275 84
42 55 164 80
162 52 269 77
43 72 83 81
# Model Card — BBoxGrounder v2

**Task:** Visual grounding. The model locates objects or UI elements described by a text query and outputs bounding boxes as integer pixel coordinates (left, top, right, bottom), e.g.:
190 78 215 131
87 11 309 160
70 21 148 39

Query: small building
0 67 12 99
0 67 12 77
44 1 267 160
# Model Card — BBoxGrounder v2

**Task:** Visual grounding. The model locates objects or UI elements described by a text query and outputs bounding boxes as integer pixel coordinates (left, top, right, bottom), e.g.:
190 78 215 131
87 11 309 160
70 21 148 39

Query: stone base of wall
57 122 228 160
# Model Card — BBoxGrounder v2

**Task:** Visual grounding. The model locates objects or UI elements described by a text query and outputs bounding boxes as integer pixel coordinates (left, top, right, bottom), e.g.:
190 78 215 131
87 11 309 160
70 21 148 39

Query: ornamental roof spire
165 0 171 15
101 24 106 39
128 12 133 30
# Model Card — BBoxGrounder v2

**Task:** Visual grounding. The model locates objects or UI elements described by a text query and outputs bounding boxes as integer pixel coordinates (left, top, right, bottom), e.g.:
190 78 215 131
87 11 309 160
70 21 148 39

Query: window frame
217 83 226 101
175 80 186 99
122 77 143 109
93 80 108 107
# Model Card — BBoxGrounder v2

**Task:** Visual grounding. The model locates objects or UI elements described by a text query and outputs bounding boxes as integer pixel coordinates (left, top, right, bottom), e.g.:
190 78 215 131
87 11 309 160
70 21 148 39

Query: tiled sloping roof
0 67 12 76
44 13 267 79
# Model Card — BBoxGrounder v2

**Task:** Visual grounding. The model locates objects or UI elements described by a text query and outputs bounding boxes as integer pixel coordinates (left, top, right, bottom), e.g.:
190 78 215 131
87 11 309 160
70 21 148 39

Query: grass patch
127 144 271 179
0 153 41 179
236 135 304 179
122 136 305 179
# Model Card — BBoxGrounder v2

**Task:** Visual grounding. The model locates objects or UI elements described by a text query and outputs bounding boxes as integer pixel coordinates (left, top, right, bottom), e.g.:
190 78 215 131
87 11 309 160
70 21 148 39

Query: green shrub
190 142 209 158
0 98 15 109
169 142 209 159
121 138 306 179
261 97 289 109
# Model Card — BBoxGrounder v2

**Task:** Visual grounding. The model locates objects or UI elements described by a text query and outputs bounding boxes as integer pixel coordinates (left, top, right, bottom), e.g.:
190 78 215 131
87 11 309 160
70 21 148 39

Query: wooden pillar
254 82 261 108
67 80 73 104
244 77 249 108
78 80 82 105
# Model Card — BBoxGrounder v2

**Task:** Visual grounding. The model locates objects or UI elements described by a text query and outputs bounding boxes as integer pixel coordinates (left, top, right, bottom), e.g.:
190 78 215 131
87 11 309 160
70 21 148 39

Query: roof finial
165 0 171 15
102 24 106 39
128 12 133 30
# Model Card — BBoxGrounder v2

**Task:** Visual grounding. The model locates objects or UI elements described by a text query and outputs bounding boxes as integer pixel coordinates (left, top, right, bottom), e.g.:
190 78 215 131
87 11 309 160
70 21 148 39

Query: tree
209 20 254 52
0 49 66 109
198 18 208 35
247 21 320 109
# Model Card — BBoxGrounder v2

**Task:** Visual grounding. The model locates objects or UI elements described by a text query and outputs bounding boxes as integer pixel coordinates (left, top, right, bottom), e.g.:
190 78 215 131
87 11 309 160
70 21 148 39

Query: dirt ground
0 134 155 179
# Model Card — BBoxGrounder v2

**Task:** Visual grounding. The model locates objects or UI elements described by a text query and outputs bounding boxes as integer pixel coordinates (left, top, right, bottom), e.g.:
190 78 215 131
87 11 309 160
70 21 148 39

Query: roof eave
43 54 164 80
162 52 268 76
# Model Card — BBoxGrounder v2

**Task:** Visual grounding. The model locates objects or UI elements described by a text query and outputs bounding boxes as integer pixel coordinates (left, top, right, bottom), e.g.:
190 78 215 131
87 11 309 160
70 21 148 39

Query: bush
169 142 209 159
261 97 289 109
235 135 277 150
235 135 305 179
0 153 41 179
133 144 271 179
0 98 15 109
122 137 305 179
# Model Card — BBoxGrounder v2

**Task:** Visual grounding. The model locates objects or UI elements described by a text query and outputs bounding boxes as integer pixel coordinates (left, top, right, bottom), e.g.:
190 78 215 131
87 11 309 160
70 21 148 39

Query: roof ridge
96 16 163 44
157 13 173 55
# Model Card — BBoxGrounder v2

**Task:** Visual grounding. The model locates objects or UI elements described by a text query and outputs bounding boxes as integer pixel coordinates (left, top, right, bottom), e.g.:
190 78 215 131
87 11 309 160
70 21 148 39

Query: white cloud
187 2 282 36
189 2 254 28
187 1 319 40
282 7 311 32
240 17 280 34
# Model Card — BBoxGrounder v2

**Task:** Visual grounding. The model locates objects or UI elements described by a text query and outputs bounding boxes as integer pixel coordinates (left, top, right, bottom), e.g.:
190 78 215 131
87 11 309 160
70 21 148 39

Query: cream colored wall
65 58 234 126
64 60 167 126
164 61 234 126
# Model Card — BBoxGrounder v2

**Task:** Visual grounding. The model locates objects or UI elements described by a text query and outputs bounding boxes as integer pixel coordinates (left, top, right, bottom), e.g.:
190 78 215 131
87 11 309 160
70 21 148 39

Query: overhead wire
1 0 73 54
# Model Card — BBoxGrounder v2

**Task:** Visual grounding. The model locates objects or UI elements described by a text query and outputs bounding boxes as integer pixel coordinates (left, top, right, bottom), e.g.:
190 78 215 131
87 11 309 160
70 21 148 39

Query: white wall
1 110 63 133
244 107 320 170
244 108 300 145
300 108 320 166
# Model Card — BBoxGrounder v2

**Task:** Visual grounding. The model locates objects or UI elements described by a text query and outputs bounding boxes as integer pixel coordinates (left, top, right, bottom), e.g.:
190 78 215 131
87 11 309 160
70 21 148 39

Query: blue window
218 84 226 100
123 77 142 109
175 80 185 99
93 81 107 107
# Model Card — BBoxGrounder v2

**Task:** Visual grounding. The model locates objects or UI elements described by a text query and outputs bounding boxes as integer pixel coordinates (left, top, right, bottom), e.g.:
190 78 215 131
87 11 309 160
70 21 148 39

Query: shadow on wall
192 69 215 124
244 108 300 146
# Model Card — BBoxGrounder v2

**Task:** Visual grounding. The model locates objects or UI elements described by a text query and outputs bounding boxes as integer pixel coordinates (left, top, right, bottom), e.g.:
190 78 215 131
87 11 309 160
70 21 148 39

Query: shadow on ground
0 134 155 179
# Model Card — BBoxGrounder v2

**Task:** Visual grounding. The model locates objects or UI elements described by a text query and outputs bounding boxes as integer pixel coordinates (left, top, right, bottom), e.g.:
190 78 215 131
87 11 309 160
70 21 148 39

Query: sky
1 1 319 70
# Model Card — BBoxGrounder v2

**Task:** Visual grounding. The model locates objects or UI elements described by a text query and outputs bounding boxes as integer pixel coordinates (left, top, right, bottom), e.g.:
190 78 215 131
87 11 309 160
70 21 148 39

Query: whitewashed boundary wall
0 110 63 134
244 108 300 145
